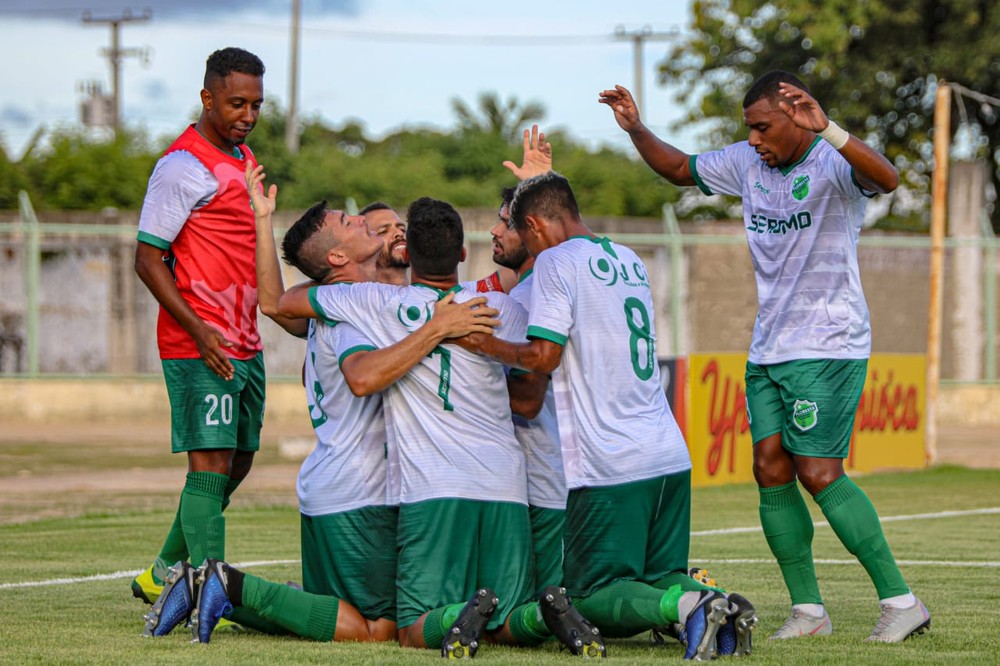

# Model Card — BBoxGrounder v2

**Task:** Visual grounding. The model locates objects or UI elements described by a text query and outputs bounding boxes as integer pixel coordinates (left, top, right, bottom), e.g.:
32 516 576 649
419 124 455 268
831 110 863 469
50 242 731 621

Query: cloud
0 0 359 22
1 105 32 126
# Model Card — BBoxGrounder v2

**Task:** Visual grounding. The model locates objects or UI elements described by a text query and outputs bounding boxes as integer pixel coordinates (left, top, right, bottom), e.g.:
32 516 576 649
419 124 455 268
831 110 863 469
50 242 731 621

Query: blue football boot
142 561 197 637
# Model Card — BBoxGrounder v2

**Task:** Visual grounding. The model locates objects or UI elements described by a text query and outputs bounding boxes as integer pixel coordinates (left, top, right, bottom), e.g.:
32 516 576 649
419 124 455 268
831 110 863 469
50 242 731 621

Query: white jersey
296 318 390 516
509 271 566 510
137 151 217 244
310 282 530 506
691 138 873 364
528 237 691 490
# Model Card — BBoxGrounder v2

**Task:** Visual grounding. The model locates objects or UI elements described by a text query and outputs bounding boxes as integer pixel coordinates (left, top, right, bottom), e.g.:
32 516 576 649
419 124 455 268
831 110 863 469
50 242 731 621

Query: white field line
0 559 300 591
693 558 1000 568
691 506 1000 537
3 506 999 591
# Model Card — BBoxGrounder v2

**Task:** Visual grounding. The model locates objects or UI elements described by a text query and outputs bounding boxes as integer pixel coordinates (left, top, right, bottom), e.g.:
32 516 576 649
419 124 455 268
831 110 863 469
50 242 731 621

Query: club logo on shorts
792 175 811 201
792 399 819 431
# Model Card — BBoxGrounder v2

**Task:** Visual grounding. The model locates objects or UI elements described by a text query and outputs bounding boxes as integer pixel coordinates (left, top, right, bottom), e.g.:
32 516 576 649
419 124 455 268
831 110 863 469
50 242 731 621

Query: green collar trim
779 136 822 176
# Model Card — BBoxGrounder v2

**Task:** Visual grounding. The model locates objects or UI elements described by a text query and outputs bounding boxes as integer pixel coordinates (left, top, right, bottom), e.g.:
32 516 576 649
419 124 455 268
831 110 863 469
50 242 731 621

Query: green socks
422 602 466 648
507 602 550 646
242 573 339 641
815 475 909 599
759 481 823 605
180 471 228 567
573 580 678 639
153 473 243 579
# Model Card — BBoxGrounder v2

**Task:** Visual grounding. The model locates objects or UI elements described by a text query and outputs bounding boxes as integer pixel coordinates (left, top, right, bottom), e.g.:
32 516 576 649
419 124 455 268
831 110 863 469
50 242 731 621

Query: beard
378 243 409 269
493 245 529 271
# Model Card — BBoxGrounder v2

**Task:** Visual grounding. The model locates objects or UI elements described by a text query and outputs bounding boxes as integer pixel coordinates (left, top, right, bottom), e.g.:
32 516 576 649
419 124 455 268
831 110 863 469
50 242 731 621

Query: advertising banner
685 353 926 487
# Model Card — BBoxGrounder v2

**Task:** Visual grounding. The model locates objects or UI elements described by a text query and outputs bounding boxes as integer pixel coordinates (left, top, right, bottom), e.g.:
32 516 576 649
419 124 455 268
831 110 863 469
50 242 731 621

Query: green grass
1 440 998 663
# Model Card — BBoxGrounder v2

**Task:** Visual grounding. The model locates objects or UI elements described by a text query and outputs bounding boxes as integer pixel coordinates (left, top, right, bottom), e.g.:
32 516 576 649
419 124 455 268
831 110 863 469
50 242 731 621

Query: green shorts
396 499 532 630
563 471 692 599
162 354 266 454
529 505 566 593
745 358 868 458
300 506 398 621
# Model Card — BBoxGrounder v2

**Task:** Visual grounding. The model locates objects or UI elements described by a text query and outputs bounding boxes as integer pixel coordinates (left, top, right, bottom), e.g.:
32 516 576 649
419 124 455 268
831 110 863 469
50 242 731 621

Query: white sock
792 603 825 618
880 593 917 609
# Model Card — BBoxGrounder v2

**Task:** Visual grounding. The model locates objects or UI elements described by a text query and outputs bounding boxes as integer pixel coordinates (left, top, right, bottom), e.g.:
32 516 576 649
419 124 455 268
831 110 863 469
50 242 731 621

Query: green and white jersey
691 138 874 364
527 237 691 490
509 271 566 510
297 318 390 516
309 282 530 506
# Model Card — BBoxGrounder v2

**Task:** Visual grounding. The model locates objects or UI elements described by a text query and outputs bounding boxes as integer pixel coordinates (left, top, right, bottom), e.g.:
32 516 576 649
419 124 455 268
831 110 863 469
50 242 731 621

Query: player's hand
245 162 277 218
193 323 236 381
598 85 642 131
777 83 830 133
431 293 500 338
502 124 552 181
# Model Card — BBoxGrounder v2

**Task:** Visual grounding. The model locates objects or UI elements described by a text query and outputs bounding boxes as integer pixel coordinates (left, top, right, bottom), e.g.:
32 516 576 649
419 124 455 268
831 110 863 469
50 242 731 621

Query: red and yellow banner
683 353 926 487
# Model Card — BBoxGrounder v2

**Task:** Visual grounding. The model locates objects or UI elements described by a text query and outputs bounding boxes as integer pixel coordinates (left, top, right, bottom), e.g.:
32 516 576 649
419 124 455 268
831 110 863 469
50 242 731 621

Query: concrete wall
0 377 994 428
0 208 997 379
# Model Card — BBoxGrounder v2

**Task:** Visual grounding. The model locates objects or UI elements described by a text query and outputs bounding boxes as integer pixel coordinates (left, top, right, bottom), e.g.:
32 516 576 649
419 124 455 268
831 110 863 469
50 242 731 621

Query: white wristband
819 120 850 150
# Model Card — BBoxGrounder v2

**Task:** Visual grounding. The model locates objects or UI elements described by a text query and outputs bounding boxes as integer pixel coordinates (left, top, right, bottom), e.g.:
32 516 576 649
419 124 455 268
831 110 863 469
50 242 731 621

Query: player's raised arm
247 162 308 337
599 84 696 186
340 294 500 396
502 124 552 181
777 82 898 194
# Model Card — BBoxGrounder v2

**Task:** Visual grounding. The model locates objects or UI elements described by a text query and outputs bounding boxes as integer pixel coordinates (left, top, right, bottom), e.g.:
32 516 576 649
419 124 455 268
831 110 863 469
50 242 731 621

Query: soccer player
599 71 930 643
246 164 498 640
143 174 502 644
131 47 277 605
276 197 606 658
360 199 514 293
360 201 409 286
491 126 566 593
463 172 756 660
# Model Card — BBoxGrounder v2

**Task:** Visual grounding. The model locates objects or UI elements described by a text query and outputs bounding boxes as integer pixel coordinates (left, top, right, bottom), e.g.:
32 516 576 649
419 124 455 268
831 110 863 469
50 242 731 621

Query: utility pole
286 0 301 154
613 25 679 120
82 7 152 136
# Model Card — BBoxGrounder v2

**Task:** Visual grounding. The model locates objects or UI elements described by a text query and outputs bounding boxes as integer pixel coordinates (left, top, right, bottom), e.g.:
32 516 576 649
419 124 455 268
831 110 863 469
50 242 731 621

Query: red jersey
153 125 261 360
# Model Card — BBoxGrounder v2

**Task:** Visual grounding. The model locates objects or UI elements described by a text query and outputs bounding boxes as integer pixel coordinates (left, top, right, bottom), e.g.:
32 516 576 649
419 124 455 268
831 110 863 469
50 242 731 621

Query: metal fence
1 193 997 384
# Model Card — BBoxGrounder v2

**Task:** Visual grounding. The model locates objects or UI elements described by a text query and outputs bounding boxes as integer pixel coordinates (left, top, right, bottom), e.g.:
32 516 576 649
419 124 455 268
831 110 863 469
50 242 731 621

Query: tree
656 0 1000 230
451 92 546 142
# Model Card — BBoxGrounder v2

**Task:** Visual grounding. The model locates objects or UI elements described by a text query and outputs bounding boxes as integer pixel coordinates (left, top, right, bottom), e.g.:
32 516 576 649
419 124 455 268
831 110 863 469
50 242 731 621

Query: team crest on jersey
792 399 818 431
792 175 811 201
397 302 433 330
587 257 649 288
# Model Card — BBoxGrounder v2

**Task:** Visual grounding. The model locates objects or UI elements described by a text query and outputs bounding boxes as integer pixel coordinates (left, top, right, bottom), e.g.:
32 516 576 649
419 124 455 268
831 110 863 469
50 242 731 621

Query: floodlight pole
82 7 152 136
926 81 951 466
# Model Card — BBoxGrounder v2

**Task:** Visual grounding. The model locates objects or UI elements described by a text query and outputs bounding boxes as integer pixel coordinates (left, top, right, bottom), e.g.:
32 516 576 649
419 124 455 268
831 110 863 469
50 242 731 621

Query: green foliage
0 141 29 209
20 127 158 210
1 95 682 218
659 0 1000 230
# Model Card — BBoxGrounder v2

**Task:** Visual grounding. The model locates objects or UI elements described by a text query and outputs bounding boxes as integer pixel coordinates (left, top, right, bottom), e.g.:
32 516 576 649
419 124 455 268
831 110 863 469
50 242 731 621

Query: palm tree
451 91 545 142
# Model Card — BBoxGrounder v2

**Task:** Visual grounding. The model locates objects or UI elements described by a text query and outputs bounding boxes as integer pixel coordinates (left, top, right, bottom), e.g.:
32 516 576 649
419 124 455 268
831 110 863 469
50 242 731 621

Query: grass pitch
0 435 997 664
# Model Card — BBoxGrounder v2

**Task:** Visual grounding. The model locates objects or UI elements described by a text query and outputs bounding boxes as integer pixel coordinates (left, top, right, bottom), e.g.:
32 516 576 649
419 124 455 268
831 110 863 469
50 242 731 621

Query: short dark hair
509 171 580 231
500 186 516 208
204 47 265 89
282 200 332 281
359 201 394 216
743 70 811 108
405 197 463 277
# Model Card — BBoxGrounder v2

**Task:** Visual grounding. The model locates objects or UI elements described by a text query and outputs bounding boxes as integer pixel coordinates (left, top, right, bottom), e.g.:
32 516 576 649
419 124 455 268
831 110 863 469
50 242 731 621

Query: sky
0 0 698 160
